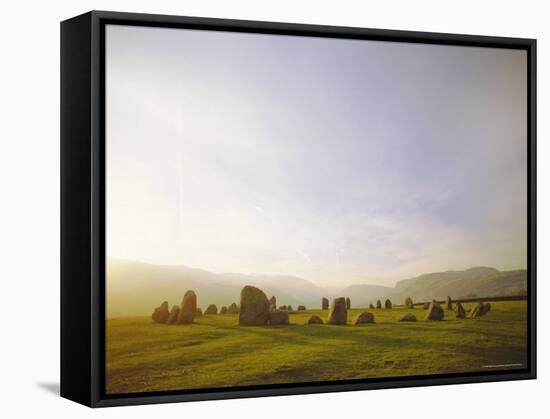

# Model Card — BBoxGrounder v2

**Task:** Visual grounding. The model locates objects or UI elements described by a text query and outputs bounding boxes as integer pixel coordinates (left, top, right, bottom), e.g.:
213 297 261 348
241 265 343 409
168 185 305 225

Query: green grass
106 301 527 394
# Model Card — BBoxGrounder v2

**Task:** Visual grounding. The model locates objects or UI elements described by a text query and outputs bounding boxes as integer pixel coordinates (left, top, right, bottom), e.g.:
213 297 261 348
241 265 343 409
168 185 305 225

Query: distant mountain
107 259 527 317
334 284 393 307
107 259 325 317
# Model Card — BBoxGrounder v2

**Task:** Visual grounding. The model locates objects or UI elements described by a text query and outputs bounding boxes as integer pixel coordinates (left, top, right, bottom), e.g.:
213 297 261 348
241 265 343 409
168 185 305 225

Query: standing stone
152 301 170 323
425 300 444 321
297 305 306 311
327 297 348 325
369 303 375 309
238 285 270 326
455 302 466 319
405 297 414 309
307 315 324 325
385 299 392 309
445 296 453 310
278 305 287 311
287 305 294 312
227 302 239 314
220 305 228 314
423 302 430 309
166 305 180 324
353 312 375 325
268 309 289 325
376 300 382 309
321 297 329 310
269 296 277 310
469 302 491 318
399 313 417 322
177 290 197 324
346 297 351 310
205 304 218 315
196 307 203 317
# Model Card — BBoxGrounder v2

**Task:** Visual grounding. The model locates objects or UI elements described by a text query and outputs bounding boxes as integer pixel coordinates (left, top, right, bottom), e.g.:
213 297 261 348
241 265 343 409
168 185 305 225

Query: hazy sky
106 24 527 287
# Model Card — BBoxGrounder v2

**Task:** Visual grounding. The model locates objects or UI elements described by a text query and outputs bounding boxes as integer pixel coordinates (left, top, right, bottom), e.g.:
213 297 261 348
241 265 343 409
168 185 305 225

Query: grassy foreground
106 301 527 394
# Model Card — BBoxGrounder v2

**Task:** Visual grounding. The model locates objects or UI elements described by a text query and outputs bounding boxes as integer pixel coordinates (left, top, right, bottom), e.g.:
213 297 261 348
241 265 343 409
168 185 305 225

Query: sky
105 24 527 287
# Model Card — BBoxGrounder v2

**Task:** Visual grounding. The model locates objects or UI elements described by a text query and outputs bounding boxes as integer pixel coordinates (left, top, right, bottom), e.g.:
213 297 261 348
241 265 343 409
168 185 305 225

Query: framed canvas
60 10 537 407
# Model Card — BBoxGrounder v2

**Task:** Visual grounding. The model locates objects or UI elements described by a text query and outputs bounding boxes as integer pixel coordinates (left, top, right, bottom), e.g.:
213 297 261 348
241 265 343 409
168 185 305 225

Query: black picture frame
60 10 537 408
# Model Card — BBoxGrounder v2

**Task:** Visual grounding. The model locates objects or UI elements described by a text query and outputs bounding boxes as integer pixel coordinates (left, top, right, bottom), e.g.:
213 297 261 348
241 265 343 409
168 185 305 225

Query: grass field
106 301 527 394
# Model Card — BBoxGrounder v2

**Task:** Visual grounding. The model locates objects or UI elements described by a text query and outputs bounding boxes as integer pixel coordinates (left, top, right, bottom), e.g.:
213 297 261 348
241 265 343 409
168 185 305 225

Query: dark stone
385 299 392 309
307 315 324 325
399 313 417 322
345 297 351 310
321 297 329 310
166 305 180 324
405 297 414 309
205 304 218 315
238 285 270 326
376 300 382 309
327 297 347 325
152 301 169 323
297 305 306 311
455 302 466 319
425 300 444 321
227 302 239 314
445 296 453 310
268 309 289 325
353 312 375 325
177 290 197 324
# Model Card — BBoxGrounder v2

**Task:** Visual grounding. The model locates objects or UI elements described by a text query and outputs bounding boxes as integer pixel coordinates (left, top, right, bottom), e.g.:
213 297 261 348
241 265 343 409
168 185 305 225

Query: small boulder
177 290 197 324
405 297 414 309
345 297 351 310
445 296 453 310
376 300 382 309
321 297 329 310
369 303 375 309
220 305 228 314
297 305 306 311
425 300 444 321
238 285 270 326
327 297 348 325
227 302 239 314
268 309 289 325
455 302 466 319
205 304 218 315
152 301 170 323
399 313 417 322
269 296 277 310
166 305 180 324
307 315 324 325
353 312 375 325
385 299 392 309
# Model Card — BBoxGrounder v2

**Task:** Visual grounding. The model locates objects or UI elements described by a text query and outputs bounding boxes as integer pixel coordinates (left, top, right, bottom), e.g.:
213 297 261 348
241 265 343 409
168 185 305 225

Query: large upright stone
152 301 170 323
345 297 351 310
205 304 218 315
385 299 392 309
405 297 414 309
445 296 453 310
376 300 382 309
238 285 270 326
287 305 294 312
321 297 329 310
425 300 444 321
177 290 197 324
327 297 348 325
220 305 228 314
455 302 466 319
166 305 180 324
269 296 277 310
